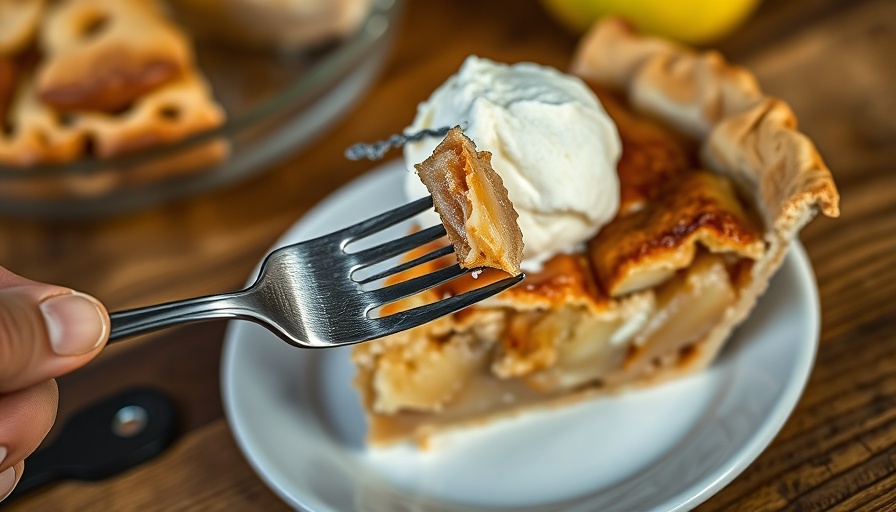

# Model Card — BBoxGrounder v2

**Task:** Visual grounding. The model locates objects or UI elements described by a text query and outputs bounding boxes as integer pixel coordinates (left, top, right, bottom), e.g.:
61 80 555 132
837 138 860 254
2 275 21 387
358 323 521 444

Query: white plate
221 160 820 512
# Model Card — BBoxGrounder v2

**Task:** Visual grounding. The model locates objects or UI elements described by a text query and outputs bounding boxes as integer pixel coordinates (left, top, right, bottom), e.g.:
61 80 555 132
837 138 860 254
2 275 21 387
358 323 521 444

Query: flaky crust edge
572 16 840 375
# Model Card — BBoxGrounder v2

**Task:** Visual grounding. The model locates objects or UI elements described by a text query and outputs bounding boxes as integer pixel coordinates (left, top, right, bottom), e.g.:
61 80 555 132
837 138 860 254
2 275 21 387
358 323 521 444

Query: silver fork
108 196 524 348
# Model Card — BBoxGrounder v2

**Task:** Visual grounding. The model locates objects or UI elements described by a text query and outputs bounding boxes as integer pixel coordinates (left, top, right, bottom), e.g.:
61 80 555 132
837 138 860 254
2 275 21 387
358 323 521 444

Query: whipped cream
404 56 621 272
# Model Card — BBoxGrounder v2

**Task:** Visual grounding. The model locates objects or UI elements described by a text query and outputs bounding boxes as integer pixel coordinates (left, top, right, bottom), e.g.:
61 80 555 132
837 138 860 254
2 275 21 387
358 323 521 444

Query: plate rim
668 240 819 512
221 160 820 512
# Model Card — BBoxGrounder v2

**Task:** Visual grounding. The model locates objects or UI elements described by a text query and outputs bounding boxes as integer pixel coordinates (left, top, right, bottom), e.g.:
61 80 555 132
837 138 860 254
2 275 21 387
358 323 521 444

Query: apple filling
355 251 742 446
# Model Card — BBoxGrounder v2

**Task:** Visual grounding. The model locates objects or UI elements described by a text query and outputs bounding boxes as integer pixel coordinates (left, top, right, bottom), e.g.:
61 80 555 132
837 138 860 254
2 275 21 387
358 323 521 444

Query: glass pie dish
0 0 401 219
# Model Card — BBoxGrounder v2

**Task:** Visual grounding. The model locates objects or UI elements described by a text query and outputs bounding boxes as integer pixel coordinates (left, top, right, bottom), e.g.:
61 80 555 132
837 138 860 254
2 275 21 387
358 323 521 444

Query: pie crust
0 0 227 198
352 17 840 447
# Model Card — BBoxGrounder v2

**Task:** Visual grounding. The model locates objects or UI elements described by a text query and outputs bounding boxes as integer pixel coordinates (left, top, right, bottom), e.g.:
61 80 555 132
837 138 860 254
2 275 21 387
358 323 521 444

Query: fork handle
109 291 253 343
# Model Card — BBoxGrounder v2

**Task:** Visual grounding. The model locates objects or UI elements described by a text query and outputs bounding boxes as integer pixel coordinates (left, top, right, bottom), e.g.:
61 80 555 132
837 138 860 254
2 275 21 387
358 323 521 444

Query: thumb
0 286 109 393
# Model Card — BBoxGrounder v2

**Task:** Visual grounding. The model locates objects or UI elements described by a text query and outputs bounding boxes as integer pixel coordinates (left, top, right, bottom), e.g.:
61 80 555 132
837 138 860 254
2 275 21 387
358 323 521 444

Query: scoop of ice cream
404 56 621 271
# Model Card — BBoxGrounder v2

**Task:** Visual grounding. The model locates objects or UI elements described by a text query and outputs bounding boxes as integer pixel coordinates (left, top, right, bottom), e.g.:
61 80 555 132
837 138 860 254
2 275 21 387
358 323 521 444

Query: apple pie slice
352 18 839 447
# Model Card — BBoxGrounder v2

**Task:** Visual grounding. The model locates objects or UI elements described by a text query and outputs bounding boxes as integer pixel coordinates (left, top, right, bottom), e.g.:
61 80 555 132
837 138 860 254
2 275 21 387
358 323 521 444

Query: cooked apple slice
414 127 524 275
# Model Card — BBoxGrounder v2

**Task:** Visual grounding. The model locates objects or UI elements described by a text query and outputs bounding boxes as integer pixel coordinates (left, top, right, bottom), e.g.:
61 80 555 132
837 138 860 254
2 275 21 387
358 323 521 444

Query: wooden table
3 0 894 509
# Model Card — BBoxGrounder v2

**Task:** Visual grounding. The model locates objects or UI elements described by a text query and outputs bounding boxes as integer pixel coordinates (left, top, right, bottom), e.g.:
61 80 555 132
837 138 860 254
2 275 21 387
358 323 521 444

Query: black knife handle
5 388 177 502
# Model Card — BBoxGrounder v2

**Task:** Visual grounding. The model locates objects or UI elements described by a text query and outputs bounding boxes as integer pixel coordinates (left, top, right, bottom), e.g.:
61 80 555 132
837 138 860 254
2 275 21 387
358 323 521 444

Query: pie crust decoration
36 0 192 113
0 0 227 198
353 17 839 447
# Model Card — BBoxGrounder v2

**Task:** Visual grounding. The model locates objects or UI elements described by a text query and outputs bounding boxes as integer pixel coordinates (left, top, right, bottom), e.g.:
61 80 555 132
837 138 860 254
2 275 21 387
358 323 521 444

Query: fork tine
368 263 468 306
338 196 434 242
374 274 525 332
352 224 446 267
356 244 454 284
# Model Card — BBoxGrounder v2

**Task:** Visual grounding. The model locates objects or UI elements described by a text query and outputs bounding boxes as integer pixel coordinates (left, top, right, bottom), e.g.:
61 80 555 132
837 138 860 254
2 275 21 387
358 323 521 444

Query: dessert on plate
352 18 839 447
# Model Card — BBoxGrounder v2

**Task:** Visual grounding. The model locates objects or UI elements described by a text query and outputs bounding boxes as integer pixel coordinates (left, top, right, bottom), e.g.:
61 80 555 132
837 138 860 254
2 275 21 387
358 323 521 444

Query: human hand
0 266 110 502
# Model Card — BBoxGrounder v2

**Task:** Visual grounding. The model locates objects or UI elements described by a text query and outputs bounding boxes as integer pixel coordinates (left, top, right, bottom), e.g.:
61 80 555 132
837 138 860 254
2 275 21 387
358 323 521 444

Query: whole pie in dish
352 18 840 447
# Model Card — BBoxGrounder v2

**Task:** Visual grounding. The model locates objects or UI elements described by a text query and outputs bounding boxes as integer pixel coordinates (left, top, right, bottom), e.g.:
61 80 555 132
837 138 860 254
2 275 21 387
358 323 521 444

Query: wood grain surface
2 0 895 510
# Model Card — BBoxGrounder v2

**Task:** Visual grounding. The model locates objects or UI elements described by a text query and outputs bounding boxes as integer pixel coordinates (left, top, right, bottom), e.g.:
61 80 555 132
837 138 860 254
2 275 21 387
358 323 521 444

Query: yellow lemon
540 0 761 44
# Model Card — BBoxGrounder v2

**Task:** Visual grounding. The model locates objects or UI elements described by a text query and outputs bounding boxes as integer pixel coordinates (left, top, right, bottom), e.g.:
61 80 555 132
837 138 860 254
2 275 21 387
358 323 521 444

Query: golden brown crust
0 0 226 172
570 17 679 90
0 0 227 201
589 170 764 297
0 75 86 166
593 86 694 213
574 16 840 221
497 253 604 310
630 50 763 138
436 252 608 315
36 0 192 112
74 71 225 159
573 17 765 139
0 69 226 184
702 97 841 226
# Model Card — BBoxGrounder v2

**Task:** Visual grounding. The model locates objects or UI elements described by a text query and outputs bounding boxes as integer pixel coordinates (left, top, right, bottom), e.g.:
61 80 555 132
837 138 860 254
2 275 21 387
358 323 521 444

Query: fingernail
0 447 14 501
40 292 107 356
